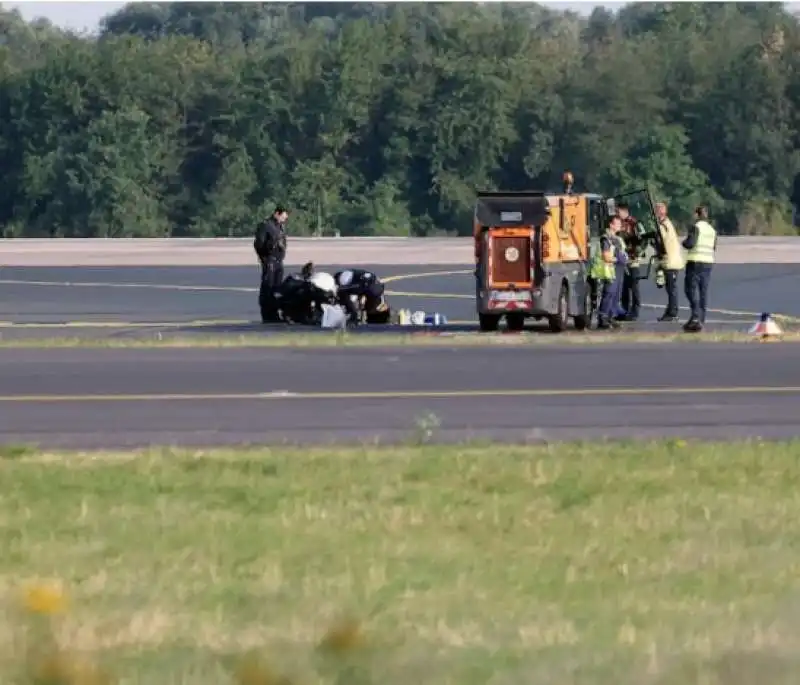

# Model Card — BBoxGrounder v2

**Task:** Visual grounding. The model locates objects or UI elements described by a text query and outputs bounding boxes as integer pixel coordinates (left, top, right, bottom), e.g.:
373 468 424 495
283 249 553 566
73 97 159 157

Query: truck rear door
474 192 551 290
487 227 533 288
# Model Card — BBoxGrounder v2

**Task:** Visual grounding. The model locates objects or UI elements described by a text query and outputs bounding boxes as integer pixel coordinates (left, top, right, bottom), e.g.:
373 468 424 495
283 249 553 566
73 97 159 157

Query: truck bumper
477 288 538 316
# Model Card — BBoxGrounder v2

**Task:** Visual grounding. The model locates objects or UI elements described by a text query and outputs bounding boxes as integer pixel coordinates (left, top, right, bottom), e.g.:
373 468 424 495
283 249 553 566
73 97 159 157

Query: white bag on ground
320 303 347 329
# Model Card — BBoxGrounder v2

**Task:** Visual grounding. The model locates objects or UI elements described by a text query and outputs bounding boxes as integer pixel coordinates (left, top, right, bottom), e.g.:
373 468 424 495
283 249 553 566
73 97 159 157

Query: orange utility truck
473 173 661 332
473 172 598 332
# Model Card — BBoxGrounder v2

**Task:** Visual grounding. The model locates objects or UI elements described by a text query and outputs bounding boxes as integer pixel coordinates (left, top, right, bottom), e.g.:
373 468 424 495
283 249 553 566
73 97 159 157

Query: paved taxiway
1 263 799 339
3 345 800 448
2 262 800 449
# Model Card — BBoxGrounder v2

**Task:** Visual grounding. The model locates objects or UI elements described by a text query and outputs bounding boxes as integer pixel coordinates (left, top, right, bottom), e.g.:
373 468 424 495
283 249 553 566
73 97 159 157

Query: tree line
0 1 798 238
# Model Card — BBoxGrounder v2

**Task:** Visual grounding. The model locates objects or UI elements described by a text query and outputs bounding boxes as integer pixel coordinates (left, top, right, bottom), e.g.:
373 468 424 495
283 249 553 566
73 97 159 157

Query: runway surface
1 262 800 339
3 263 800 448
3 345 800 448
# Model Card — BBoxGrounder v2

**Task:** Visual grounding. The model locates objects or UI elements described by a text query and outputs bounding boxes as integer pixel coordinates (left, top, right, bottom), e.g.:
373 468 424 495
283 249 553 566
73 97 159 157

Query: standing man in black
254 205 289 323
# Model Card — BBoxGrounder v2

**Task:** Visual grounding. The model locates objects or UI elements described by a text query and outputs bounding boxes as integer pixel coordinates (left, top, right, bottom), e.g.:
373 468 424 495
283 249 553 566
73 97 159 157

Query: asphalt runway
2 262 800 449
3 345 800 449
1 263 800 340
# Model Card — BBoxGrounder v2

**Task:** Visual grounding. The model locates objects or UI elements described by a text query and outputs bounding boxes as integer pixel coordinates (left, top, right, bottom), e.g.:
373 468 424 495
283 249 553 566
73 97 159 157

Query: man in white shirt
655 201 684 322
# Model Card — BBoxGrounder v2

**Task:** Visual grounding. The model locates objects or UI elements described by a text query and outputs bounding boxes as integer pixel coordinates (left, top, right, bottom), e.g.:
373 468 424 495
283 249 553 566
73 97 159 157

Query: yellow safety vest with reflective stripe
686 220 716 263
616 234 626 258
590 232 616 281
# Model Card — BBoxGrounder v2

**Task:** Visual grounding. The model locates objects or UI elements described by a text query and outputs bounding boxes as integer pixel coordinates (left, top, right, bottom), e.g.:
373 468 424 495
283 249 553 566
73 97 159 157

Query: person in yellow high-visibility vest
591 215 626 329
682 205 717 332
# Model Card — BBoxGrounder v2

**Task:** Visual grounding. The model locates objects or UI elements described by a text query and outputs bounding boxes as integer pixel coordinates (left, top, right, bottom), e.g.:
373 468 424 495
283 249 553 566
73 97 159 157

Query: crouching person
334 269 390 325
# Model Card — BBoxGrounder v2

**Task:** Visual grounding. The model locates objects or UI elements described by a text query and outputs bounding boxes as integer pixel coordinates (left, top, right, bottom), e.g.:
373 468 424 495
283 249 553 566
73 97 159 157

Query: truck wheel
573 284 592 331
479 313 501 332
548 283 569 333
506 313 525 331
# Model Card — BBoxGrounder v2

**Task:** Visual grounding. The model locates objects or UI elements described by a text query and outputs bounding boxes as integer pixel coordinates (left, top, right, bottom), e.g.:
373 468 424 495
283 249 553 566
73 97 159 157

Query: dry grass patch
1 329 800 349
1 441 800 683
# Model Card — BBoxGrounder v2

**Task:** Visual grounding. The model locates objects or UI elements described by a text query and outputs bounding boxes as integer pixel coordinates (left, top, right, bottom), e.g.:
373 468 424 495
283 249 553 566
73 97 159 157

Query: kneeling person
334 269 390 324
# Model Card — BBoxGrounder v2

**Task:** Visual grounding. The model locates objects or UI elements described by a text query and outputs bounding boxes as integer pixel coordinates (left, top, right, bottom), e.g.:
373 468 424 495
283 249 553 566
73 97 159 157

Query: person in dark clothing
275 262 315 320
682 205 718 333
254 205 289 323
275 262 337 325
616 202 642 321
334 268 388 324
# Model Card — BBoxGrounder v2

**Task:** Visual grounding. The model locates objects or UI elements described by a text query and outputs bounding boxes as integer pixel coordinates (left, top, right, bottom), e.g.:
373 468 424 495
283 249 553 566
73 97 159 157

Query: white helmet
337 269 354 287
309 271 337 295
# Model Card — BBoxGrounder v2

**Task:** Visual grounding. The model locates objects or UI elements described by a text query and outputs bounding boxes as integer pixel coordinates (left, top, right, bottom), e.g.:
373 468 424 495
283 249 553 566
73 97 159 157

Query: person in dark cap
254 205 289 323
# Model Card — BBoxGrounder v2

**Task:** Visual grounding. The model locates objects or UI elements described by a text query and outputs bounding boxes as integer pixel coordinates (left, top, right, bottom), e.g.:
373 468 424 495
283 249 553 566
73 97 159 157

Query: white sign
500 211 522 222
505 246 520 262
491 291 531 302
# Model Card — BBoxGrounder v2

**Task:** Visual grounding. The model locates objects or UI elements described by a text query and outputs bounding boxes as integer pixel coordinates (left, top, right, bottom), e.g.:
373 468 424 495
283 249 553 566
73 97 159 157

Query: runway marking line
0 266 457 293
382 269 472 284
0 320 254 329
2 269 798 326
2 385 800 403
0 278 256 293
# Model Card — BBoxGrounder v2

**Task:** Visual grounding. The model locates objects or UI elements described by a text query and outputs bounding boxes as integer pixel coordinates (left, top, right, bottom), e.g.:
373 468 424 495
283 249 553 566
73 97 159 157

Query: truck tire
506 313 525 331
479 313 501 332
573 283 592 331
548 283 569 333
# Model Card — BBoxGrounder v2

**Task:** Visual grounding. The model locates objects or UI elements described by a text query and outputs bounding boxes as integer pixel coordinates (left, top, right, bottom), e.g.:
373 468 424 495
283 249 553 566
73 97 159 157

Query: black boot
597 317 620 330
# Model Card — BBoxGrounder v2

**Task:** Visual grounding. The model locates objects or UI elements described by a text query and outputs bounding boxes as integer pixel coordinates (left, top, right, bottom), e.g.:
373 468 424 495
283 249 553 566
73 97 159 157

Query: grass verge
0 329 798 348
2 440 800 684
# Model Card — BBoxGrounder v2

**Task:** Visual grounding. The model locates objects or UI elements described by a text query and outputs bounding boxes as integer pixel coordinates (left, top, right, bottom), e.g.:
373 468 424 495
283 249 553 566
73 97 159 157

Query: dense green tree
0 1 798 237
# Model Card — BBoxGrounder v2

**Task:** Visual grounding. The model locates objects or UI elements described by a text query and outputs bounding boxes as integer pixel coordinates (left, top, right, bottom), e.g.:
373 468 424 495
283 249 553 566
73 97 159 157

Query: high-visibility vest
615 234 626 261
590 234 615 281
686 220 716 263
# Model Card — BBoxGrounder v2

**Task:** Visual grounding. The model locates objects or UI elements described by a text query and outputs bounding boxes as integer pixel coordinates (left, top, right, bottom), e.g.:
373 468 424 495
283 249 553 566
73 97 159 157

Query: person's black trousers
259 258 284 322
684 261 712 324
338 282 385 323
620 265 641 319
663 269 679 318
338 285 361 322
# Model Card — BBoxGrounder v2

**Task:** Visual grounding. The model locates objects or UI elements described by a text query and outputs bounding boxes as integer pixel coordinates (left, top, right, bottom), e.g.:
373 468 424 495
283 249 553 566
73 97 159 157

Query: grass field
2 441 800 684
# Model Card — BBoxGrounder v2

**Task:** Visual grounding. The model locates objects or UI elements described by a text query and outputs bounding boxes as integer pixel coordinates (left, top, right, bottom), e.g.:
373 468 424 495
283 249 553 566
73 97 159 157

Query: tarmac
2 262 800 448
1 262 799 339
3 236 800 266
3 345 800 449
